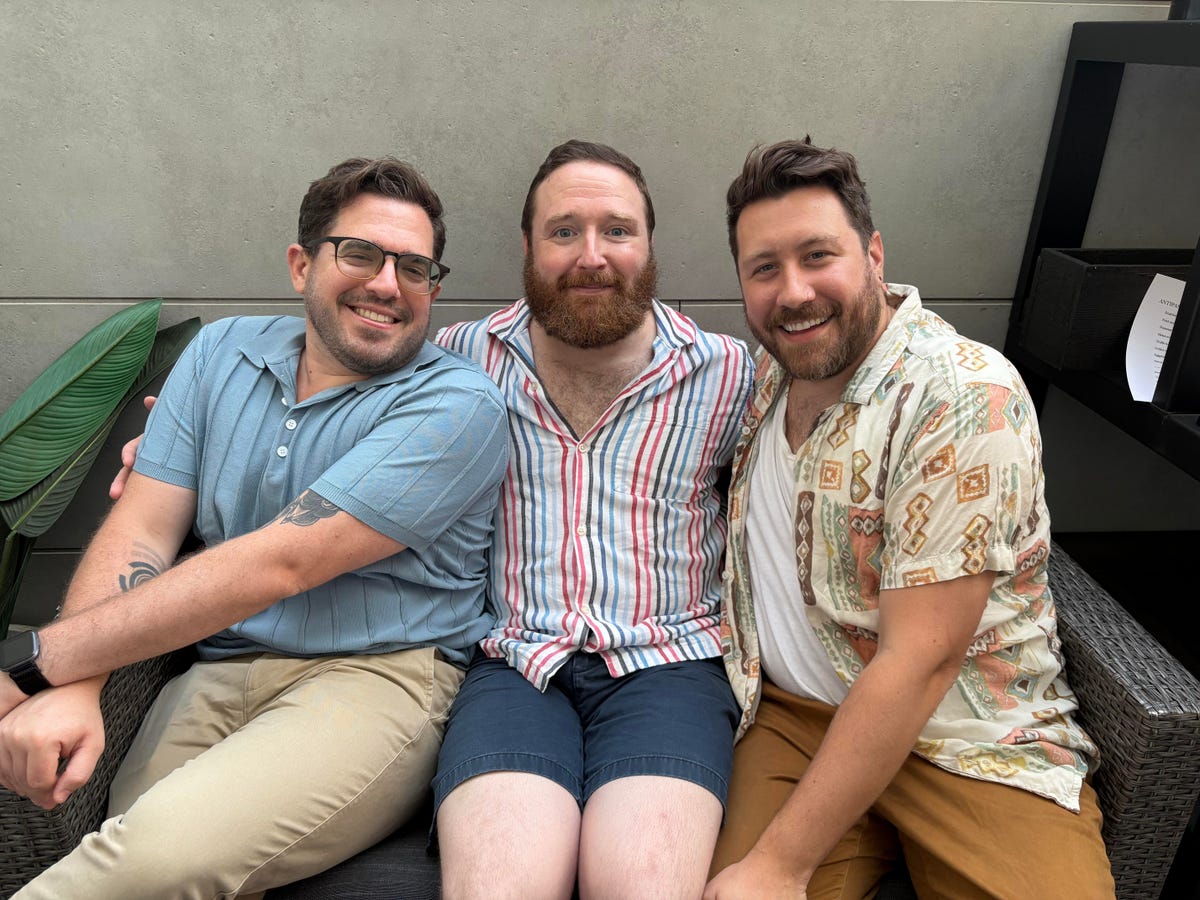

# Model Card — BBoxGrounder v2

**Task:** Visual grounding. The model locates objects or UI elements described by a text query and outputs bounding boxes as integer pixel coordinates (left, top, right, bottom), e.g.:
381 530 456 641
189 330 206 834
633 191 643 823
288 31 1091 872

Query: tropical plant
0 299 200 635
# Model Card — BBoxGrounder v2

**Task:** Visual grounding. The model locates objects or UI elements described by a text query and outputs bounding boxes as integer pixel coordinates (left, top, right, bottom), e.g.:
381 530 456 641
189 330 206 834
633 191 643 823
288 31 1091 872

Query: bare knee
438 772 580 900
578 776 722 900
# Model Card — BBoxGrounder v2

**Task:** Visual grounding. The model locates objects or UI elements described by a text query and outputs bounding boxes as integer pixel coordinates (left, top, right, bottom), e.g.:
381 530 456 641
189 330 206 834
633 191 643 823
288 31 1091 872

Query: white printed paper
1126 274 1185 402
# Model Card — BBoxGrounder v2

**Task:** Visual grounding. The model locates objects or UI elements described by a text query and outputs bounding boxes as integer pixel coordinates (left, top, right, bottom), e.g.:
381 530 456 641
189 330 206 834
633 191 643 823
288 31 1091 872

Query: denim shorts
432 651 740 814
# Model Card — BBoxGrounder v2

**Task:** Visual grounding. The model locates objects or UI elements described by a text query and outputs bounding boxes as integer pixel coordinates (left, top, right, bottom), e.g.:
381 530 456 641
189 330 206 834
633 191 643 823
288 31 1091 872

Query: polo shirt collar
238 320 444 401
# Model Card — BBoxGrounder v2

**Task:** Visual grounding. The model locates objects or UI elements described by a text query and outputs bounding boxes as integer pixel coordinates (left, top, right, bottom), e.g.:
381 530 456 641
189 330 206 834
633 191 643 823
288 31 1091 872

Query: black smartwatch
0 629 53 696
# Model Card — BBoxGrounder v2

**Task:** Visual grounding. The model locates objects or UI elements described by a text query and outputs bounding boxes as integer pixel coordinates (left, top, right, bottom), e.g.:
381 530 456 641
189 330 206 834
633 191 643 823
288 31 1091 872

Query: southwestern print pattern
721 286 1097 811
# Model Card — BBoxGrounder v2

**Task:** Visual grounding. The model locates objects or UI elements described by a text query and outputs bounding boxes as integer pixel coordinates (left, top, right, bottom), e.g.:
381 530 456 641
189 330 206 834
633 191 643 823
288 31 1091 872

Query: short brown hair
520 140 655 239
297 157 446 260
726 137 874 259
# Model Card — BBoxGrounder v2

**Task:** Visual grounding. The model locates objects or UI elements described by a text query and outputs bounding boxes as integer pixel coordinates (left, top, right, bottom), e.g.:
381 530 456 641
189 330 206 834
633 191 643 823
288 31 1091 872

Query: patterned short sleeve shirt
721 286 1098 810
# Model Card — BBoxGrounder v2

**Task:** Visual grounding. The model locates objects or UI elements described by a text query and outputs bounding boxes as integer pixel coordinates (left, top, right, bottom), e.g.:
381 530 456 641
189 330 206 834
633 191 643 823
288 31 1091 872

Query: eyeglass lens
334 239 442 293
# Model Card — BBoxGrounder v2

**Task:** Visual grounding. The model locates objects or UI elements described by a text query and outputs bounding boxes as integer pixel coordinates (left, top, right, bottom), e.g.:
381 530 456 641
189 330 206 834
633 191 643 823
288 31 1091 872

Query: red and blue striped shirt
437 300 754 690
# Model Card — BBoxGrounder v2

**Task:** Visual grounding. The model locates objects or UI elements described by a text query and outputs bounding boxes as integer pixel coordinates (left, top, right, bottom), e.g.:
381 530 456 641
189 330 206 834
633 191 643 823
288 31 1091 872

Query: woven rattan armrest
1048 543 1200 899
0 650 190 898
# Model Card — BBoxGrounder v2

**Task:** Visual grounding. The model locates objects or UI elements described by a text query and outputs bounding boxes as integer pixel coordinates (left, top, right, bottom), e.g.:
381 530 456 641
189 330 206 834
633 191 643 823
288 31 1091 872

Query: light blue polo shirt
133 315 509 667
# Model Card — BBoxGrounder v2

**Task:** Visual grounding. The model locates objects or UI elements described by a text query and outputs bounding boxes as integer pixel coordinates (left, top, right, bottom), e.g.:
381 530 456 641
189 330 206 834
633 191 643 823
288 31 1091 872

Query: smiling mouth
352 306 401 325
780 315 831 333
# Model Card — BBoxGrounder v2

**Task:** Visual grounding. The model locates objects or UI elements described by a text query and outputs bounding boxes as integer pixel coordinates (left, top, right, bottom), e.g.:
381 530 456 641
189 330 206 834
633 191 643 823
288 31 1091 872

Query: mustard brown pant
710 680 1115 899
16 648 463 900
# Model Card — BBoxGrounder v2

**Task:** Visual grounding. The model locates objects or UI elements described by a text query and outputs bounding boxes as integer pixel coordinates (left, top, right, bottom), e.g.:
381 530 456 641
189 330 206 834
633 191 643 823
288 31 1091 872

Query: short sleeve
880 381 1039 590
310 377 509 551
131 323 217 490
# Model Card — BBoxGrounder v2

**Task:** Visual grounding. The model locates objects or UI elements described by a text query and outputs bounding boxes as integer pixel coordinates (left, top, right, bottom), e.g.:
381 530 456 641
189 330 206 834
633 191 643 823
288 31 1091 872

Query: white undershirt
745 390 849 706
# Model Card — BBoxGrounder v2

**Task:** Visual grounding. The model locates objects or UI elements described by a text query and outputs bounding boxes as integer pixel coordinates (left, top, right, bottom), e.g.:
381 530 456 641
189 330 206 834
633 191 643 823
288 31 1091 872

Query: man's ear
287 244 311 295
868 231 884 281
521 233 530 258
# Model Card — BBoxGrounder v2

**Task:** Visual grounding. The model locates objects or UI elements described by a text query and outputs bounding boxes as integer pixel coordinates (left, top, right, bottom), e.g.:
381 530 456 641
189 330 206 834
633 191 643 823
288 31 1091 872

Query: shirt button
281 396 288 406
276 446 288 458
576 525 587 536
578 442 590 454
285 419 297 430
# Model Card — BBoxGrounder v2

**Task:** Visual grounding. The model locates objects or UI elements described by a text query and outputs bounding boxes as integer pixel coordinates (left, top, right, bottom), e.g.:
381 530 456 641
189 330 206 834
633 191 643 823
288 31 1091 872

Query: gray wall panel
0 1 1172 303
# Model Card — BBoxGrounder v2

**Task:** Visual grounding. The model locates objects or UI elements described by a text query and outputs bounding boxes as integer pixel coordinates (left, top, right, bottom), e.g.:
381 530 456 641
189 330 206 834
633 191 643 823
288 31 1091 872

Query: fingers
23 737 63 809
110 396 156 500
52 734 104 807
0 684 105 809
121 434 144 470
109 465 132 500
1 729 101 809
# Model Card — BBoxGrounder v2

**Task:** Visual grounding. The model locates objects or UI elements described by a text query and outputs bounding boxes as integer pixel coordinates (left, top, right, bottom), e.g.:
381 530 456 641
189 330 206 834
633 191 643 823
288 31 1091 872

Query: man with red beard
705 138 1114 898
0 157 510 898
433 141 755 899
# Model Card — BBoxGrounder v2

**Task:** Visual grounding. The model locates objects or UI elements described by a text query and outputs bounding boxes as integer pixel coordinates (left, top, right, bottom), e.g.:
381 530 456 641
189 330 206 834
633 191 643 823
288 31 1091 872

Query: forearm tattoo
118 541 169 592
274 491 341 527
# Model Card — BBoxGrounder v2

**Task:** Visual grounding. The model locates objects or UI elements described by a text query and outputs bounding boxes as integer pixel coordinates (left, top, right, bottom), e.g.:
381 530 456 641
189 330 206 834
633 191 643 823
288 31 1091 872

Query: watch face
0 629 37 670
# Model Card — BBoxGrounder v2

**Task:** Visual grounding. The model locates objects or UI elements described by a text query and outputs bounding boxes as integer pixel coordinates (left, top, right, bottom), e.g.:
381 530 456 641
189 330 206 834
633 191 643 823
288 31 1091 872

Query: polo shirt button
285 419 297 430
281 396 288 406
276 446 288 458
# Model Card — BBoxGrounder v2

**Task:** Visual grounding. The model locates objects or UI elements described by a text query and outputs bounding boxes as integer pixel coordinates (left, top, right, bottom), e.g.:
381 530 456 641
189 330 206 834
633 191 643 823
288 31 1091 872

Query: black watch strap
9 658 53 695
1 631 53 696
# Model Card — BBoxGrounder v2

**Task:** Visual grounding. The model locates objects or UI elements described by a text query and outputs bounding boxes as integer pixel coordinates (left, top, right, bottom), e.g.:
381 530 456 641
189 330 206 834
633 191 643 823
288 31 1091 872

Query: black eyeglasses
309 236 449 295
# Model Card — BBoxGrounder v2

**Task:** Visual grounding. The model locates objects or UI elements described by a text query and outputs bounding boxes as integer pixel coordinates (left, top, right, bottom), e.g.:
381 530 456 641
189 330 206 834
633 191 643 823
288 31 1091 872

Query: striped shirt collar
484 298 698 364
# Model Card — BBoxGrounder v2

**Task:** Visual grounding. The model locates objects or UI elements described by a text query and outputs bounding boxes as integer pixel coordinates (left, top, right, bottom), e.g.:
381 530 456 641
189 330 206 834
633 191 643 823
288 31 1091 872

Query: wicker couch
2 544 1199 900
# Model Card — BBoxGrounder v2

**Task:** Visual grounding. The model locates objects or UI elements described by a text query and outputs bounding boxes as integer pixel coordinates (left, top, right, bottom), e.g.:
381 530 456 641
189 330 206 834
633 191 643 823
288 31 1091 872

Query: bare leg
438 771 581 900
578 775 723 900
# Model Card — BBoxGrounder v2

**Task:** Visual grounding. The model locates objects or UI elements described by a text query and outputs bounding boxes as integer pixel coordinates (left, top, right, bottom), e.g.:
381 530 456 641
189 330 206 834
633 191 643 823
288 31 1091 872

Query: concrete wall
1 0 1187 304
4 1 1200 624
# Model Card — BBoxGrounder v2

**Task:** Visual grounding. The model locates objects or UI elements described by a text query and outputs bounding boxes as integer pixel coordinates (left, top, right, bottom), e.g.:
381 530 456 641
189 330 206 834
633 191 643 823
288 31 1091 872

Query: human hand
703 851 808 900
109 395 156 500
0 678 106 809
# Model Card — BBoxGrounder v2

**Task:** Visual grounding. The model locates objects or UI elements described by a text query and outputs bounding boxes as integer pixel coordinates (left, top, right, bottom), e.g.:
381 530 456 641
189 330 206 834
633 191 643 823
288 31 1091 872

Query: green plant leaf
0 315 202 633
0 317 201 537
0 299 163 499
0 529 37 637
2 418 117 536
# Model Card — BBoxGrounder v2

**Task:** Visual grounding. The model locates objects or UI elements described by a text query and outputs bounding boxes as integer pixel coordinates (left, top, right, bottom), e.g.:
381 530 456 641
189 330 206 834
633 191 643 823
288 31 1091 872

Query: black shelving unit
1005 19 1200 480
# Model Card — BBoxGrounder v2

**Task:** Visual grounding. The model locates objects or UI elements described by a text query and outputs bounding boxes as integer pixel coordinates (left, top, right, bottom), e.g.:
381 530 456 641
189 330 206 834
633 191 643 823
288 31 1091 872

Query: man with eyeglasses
0 157 510 898
100 141 756 897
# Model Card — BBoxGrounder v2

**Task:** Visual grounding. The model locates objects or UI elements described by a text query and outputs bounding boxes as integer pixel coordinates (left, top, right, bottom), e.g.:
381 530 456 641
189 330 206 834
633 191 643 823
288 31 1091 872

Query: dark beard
750 265 884 382
304 285 425 376
523 254 658 349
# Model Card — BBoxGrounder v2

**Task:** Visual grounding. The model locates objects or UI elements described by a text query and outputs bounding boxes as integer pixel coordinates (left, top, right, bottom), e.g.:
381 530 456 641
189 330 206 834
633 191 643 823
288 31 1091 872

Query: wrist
749 831 817 885
0 670 30 717
0 630 53 697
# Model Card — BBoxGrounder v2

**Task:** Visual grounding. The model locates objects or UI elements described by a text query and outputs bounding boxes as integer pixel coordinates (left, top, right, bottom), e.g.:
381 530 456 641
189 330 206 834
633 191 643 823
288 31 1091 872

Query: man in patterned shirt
433 141 755 899
705 138 1114 899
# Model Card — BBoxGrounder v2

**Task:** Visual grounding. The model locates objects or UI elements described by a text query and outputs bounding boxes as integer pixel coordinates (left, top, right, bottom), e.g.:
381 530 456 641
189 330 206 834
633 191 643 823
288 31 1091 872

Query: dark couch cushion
265 800 439 900
265 797 919 900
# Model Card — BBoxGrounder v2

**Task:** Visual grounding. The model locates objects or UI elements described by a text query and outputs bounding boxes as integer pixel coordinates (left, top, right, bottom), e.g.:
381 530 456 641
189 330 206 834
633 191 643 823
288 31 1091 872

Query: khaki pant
711 681 1115 899
18 648 463 900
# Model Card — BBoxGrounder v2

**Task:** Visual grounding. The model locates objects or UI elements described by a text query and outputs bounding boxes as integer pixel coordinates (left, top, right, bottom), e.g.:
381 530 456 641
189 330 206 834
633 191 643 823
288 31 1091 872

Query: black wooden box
1020 248 1193 371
